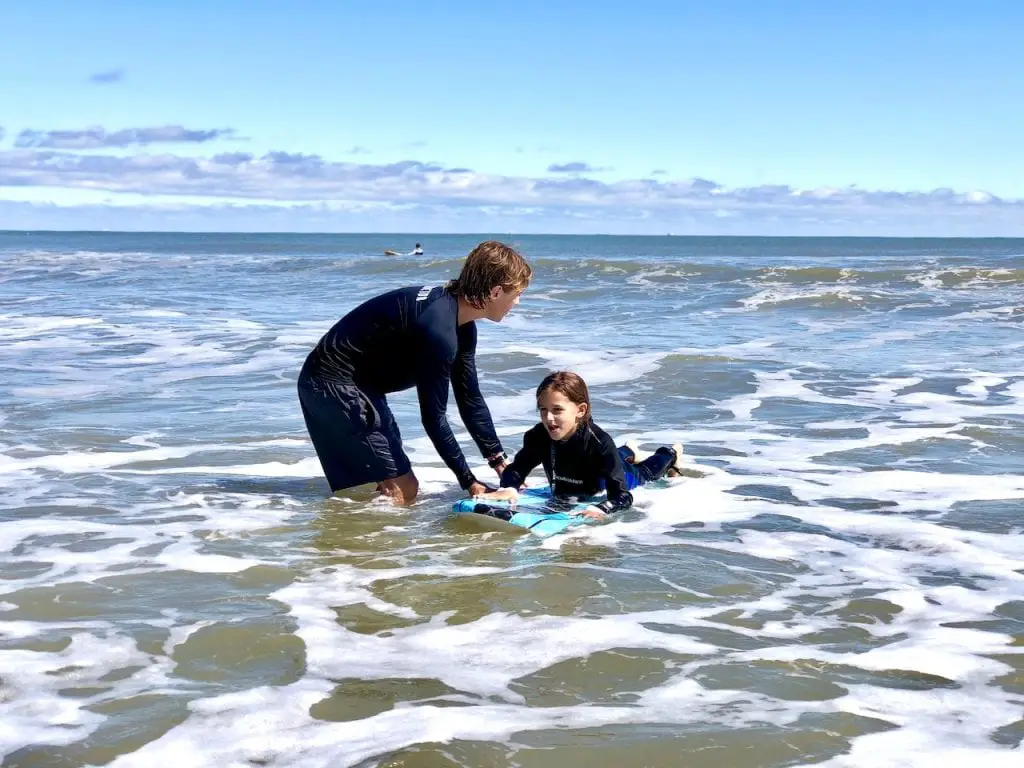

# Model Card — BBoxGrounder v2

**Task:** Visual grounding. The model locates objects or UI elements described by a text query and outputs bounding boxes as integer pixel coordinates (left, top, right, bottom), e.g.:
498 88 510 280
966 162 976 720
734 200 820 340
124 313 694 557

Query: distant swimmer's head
446 240 532 320
536 371 592 441
415 243 421 248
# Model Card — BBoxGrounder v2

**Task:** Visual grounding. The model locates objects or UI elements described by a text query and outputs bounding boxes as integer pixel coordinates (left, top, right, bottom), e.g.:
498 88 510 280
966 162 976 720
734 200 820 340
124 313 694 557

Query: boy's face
484 284 525 322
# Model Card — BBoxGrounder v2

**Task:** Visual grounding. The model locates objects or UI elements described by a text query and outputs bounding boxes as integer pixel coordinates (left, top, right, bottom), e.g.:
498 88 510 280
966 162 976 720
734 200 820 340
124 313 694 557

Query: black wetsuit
499 421 636 514
298 285 502 491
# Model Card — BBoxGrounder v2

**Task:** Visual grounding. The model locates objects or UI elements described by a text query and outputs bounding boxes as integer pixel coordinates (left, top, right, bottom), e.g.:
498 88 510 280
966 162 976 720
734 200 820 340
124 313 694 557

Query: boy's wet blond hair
446 240 532 308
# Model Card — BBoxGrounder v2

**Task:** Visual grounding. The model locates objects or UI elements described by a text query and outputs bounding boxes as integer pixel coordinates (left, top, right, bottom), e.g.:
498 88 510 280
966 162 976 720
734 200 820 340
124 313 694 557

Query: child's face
537 389 587 441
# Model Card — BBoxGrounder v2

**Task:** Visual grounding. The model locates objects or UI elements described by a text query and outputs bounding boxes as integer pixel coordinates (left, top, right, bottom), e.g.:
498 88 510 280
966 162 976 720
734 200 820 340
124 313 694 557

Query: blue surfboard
451 486 598 537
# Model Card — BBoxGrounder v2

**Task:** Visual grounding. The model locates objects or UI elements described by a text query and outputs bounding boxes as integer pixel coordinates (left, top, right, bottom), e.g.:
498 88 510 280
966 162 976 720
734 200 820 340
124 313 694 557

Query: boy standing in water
298 241 532 504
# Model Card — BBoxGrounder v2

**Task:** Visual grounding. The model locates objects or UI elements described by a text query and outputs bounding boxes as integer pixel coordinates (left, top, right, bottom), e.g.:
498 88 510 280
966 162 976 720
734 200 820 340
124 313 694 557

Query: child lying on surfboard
473 370 683 520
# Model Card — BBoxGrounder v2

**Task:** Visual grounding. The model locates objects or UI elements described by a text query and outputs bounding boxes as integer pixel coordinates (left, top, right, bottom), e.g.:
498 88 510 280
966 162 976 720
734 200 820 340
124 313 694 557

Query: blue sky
2 0 1023 234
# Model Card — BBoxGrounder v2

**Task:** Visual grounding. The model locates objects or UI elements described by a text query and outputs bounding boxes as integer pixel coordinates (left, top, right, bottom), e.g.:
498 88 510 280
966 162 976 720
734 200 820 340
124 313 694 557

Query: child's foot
622 440 640 464
666 443 685 477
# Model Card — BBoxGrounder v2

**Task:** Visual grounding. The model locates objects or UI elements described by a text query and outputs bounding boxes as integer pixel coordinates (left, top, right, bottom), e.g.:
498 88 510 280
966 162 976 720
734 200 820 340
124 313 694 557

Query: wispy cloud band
0 146 1015 215
14 125 236 149
548 161 607 173
88 68 125 84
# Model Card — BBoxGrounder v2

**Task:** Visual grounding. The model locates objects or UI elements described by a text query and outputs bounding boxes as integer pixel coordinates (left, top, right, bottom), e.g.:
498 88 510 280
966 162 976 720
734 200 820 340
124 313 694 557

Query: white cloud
0 142 1022 235
965 190 994 204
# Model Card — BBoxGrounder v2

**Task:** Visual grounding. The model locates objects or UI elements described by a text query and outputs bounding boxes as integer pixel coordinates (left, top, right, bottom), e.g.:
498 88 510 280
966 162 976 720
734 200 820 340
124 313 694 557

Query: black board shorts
297 378 410 492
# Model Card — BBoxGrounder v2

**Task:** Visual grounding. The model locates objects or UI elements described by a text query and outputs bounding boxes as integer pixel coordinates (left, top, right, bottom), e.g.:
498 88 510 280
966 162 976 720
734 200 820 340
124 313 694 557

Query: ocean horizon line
4 229 1024 242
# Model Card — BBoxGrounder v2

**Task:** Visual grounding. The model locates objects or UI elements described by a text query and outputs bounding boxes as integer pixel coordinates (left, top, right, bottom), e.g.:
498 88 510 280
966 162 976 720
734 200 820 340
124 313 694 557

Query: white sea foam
0 631 183 756
0 314 104 339
738 284 870 310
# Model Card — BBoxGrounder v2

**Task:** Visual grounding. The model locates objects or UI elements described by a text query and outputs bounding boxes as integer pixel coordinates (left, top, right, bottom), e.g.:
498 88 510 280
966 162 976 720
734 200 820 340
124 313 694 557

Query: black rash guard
499 420 634 514
299 285 502 488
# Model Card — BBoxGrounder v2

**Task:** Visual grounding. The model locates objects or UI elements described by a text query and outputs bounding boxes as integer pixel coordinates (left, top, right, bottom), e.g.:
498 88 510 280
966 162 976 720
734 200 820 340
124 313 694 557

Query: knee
380 472 419 505
401 474 420 504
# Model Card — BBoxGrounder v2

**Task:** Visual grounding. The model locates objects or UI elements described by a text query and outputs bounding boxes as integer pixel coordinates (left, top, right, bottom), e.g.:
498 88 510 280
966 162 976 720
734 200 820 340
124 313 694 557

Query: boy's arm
450 322 504 467
415 340 479 490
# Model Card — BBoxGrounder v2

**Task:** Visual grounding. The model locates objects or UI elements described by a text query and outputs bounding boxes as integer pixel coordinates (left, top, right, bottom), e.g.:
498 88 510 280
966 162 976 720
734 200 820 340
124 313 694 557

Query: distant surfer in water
298 241 532 504
383 243 422 256
474 371 684 519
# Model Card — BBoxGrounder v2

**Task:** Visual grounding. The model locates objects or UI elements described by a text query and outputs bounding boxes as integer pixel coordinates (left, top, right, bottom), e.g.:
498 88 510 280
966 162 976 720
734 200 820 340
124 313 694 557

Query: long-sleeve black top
300 285 502 488
499 420 634 513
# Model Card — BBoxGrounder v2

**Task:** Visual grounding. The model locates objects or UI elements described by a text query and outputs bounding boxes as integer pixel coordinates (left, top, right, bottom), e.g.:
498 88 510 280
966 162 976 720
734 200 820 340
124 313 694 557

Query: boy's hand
576 506 607 521
467 481 495 498
473 486 519 508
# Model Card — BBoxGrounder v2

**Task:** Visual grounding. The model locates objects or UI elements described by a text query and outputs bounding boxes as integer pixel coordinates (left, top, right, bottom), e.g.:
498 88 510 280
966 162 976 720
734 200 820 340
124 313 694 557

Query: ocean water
0 231 1022 767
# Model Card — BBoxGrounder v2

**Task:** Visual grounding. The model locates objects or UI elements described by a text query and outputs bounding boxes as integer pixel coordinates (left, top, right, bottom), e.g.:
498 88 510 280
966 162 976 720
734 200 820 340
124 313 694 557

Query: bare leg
376 471 419 505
